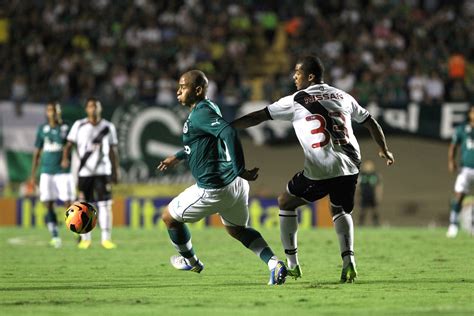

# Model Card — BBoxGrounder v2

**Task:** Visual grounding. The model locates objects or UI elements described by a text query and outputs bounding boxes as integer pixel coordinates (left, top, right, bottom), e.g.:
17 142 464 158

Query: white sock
279 209 299 269
333 207 354 266
171 238 198 264
267 256 278 270
47 222 58 238
81 232 92 241
449 210 459 225
98 200 113 241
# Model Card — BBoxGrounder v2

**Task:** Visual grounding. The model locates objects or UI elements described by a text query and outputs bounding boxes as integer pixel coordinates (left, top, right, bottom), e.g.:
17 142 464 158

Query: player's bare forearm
30 149 41 182
448 144 458 172
61 141 73 168
109 146 120 183
363 117 394 165
157 155 180 172
231 109 270 129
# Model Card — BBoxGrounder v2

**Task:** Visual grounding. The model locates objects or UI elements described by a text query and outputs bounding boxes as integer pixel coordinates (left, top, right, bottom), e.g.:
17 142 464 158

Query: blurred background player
358 160 382 226
30 102 75 248
233 55 394 283
447 105 474 238
158 70 287 285
62 98 120 249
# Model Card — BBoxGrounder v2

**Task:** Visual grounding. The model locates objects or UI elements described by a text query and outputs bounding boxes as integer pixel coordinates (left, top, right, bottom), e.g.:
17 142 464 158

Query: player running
232 55 394 283
447 105 474 238
30 102 75 248
158 70 287 285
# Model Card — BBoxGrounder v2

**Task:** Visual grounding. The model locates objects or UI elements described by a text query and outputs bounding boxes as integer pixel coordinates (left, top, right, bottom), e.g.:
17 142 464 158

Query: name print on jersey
304 93 344 105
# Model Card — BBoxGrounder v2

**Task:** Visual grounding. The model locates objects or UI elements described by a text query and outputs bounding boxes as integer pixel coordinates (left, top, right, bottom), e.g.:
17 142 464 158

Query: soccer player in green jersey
158 70 288 285
30 102 75 248
447 105 474 237
358 160 382 226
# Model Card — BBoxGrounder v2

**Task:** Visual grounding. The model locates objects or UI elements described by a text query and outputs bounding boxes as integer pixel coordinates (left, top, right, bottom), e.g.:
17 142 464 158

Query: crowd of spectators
1 0 473 116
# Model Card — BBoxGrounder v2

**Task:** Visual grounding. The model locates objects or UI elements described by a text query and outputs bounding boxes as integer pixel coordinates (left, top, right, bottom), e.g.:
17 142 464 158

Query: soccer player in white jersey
30 102 75 248
62 98 120 249
232 55 395 283
447 105 474 238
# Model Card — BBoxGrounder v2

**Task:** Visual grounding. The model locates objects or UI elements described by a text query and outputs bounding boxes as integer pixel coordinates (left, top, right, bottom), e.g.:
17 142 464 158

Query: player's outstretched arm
157 155 181 172
231 109 271 129
362 116 395 166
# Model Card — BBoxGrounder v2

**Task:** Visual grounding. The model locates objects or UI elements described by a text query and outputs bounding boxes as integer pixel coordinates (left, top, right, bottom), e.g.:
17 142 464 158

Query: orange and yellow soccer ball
65 201 98 234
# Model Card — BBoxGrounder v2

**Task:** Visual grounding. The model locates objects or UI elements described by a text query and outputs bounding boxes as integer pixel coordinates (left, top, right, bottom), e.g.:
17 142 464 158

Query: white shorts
39 173 76 202
168 177 250 226
454 167 474 194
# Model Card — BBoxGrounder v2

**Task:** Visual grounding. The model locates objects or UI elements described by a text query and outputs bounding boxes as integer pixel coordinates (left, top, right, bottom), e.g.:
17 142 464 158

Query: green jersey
452 123 474 168
176 99 245 189
34 123 71 174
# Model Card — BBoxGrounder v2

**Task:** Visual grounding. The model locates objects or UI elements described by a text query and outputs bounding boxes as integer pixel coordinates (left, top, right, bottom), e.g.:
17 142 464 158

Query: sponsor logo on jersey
43 140 63 152
211 118 220 126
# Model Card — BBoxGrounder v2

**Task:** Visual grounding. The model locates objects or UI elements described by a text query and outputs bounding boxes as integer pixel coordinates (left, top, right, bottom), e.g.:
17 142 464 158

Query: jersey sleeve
67 121 79 143
350 97 370 123
451 126 463 145
266 95 295 121
108 123 118 145
218 125 245 176
34 126 43 149
192 105 230 137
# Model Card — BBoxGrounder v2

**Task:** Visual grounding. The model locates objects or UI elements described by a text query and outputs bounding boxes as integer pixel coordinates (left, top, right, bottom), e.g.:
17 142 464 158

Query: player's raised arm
362 116 395 166
231 108 272 129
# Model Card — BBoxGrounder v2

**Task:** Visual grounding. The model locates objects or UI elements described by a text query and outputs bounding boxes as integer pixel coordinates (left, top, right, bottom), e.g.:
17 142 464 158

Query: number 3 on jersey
306 112 348 148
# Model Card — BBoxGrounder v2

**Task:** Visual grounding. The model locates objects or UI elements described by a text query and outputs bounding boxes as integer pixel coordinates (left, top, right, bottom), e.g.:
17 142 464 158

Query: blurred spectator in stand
10 75 28 116
425 71 445 105
408 68 426 104
156 72 176 107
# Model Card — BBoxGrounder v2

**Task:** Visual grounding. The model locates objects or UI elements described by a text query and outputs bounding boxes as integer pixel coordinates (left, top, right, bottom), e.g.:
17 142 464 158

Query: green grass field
1 227 473 315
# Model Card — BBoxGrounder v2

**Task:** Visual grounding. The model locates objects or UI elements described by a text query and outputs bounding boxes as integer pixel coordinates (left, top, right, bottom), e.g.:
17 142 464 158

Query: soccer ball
65 201 98 234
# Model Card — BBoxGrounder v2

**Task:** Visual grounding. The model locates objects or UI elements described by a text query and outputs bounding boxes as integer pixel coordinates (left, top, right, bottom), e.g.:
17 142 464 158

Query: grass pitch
0 227 473 315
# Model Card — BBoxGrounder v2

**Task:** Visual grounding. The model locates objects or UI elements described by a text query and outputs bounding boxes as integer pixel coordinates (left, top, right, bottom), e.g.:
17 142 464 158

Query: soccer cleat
287 263 302 280
49 237 62 249
101 240 117 249
77 240 92 249
446 224 458 238
170 255 204 273
268 261 288 285
340 262 358 283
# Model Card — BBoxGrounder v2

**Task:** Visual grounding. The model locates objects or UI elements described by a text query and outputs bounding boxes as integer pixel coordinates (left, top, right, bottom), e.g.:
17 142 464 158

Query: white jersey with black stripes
67 118 118 177
267 83 370 180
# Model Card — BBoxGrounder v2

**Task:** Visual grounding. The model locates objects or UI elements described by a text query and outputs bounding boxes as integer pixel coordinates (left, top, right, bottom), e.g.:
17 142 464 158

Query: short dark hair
85 97 101 107
297 55 324 82
186 70 208 89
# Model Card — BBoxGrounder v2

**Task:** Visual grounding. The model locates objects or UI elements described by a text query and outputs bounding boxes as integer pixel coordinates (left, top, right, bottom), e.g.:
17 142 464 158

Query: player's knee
330 204 345 217
277 194 292 210
161 207 176 227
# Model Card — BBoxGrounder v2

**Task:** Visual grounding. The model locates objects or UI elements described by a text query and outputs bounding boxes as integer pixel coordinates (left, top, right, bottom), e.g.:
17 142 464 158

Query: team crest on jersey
183 121 189 133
